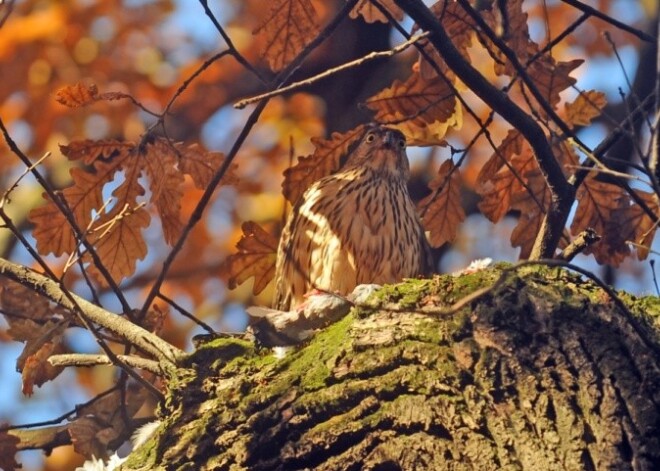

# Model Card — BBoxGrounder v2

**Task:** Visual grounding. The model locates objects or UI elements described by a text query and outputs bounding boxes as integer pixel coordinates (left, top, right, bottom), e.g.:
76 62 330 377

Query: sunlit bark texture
123 266 660 470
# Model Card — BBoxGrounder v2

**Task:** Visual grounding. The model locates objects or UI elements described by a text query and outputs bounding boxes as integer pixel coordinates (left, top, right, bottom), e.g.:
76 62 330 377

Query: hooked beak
382 130 397 148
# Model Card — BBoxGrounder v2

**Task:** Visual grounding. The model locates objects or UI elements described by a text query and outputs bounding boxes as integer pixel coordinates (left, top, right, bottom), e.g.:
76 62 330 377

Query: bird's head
344 125 410 179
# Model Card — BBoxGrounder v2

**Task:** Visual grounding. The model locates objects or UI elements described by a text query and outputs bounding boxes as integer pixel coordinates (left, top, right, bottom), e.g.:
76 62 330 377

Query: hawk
274 125 432 310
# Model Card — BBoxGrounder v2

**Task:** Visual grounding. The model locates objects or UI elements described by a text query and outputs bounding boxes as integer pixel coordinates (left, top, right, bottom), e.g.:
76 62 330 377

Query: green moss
182 337 254 369
620 290 660 319
282 313 355 391
124 264 660 470
372 278 432 308
121 431 161 469
237 313 357 416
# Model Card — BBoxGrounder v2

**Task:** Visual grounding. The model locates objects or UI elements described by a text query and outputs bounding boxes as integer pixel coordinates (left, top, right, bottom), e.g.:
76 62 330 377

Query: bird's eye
365 133 376 143
398 139 406 148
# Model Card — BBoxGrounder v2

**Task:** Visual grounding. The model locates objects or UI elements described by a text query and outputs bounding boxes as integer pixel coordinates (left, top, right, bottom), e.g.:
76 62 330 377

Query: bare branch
157 293 215 335
1 387 119 431
0 256 183 362
559 0 655 43
558 229 600 261
48 353 162 375
6 415 149 452
198 0 268 83
235 32 430 109
572 93 656 188
163 50 232 116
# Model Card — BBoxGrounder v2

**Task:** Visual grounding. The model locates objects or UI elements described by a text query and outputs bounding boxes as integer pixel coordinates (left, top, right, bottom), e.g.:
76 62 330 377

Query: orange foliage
28 137 230 283
225 221 278 296
253 0 320 71
0 0 656 466
565 90 608 127
350 0 403 24
366 71 460 145
55 82 131 108
572 176 629 265
418 160 466 247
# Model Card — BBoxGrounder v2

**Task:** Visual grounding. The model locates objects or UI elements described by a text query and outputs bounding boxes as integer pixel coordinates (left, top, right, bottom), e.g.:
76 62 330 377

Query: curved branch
394 0 575 259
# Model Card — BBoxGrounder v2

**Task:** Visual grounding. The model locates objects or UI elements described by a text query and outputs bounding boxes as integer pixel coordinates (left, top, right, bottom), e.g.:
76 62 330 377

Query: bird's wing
273 179 357 310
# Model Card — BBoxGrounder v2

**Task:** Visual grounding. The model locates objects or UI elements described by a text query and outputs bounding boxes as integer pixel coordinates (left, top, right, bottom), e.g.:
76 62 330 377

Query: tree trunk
122 265 660 471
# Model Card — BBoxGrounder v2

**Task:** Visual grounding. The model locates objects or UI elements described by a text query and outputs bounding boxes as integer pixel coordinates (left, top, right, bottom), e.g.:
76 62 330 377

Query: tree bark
122 265 660 471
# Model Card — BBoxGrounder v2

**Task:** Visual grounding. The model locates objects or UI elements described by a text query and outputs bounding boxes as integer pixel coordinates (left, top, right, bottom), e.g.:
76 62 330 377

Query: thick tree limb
0 257 183 362
121 268 660 470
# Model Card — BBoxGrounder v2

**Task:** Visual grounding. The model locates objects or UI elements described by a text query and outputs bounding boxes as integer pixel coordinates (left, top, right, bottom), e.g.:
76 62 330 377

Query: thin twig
139 0 362 319
568 138 653 186
198 0 267 83
572 93 656 188
528 12 590 66
559 0 655 43
605 32 653 131
163 50 232 115
0 117 132 313
63 197 115 274
0 387 119 432
558 228 600 261
568 164 650 185
235 32 430 109
102 91 160 117
0 152 51 206
157 292 215 334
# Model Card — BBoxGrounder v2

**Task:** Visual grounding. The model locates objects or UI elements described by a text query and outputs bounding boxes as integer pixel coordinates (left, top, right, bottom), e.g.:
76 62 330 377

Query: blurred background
0 0 657 468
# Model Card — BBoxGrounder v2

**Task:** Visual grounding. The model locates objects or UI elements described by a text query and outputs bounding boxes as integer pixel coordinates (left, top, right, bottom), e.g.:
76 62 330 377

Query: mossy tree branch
0 257 183 362
122 266 660 470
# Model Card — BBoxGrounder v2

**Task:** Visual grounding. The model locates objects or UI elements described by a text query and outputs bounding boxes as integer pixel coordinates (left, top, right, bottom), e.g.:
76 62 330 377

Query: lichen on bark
122 265 660 471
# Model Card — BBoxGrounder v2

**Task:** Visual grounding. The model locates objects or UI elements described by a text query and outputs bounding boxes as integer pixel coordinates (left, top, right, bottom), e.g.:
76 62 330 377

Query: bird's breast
274 168 427 310
312 172 424 281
